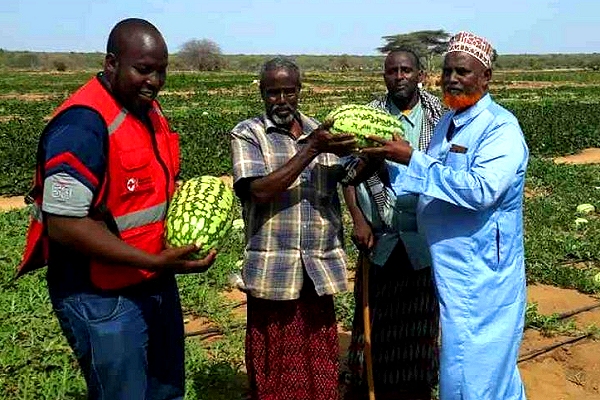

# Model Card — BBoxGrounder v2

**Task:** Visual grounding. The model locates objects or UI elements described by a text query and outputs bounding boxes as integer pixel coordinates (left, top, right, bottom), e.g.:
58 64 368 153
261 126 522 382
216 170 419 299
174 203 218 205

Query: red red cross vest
16 76 180 290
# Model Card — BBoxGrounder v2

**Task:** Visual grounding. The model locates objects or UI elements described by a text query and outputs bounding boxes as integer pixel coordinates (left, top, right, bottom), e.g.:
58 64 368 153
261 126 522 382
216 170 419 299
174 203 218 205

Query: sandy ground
554 148 600 165
522 284 600 399
0 196 25 212
183 283 600 399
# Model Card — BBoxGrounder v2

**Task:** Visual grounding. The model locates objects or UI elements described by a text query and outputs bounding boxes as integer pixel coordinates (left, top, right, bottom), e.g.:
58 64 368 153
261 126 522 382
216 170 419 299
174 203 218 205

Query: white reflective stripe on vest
114 202 167 232
107 109 128 136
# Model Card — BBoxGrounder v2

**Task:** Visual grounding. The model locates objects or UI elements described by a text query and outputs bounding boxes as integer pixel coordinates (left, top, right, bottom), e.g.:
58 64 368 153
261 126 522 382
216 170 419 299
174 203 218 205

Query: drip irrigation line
555 302 600 320
184 322 245 339
518 334 590 363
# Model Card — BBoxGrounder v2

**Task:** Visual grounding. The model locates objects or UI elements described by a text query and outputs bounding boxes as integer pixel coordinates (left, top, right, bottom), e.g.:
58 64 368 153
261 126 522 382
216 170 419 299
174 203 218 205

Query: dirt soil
0 196 25 212
182 283 600 399
493 81 600 90
554 148 600 165
0 93 57 101
521 284 600 399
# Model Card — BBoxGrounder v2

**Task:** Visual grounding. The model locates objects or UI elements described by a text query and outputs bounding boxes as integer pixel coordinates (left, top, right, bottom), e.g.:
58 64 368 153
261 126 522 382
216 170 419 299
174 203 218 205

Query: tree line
2 30 599 72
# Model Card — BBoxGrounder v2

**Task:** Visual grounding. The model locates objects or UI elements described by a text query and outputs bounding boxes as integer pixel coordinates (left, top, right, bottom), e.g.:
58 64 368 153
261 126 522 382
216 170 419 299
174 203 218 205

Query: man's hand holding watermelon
361 132 414 165
156 244 217 274
305 119 357 157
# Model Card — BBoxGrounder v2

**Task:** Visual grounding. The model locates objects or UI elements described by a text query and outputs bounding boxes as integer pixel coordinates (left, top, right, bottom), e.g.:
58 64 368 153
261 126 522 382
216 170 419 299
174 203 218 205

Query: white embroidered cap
446 31 495 69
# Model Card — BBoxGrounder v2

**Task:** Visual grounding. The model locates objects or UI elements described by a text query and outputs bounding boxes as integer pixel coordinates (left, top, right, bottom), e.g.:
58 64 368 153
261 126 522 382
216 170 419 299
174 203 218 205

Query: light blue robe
401 94 528 400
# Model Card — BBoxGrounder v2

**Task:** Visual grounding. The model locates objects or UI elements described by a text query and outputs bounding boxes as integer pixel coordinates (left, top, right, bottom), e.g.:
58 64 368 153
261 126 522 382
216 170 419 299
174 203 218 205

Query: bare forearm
342 184 375 250
46 215 161 270
343 185 367 225
249 145 318 203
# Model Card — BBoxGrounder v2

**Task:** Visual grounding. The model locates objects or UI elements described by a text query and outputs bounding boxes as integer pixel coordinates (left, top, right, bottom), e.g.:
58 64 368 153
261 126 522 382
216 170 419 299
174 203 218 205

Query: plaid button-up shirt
230 112 349 300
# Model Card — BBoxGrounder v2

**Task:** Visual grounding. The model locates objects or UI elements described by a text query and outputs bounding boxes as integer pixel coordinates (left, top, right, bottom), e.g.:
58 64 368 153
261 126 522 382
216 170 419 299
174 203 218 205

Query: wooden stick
361 253 376 400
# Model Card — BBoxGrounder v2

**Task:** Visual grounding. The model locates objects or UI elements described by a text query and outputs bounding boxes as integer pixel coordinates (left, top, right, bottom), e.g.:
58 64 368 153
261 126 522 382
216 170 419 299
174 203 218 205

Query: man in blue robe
362 31 529 400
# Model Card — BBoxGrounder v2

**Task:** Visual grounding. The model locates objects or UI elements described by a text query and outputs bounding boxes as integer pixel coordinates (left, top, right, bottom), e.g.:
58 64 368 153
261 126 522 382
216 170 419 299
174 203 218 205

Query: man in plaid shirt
230 57 356 400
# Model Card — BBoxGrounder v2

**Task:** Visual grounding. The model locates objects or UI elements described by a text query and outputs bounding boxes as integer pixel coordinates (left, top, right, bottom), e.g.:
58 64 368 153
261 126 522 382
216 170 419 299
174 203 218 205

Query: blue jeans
49 275 185 400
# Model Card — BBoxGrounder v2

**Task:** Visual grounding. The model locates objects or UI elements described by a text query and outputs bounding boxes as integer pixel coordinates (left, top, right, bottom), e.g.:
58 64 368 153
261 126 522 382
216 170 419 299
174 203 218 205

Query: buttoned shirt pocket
444 150 469 171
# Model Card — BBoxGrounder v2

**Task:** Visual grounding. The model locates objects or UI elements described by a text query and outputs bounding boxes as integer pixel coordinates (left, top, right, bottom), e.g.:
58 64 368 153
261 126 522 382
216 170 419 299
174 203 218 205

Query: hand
343 152 388 186
360 132 413 165
351 220 375 251
307 120 357 157
156 244 218 273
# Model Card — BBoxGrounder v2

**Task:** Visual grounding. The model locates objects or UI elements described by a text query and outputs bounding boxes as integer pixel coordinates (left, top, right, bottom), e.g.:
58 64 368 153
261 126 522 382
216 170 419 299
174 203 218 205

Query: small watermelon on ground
324 104 405 147
165 176 236 259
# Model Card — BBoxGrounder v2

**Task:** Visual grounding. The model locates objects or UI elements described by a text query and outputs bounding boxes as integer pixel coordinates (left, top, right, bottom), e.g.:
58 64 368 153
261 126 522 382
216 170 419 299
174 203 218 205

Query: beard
442 91 483 110
271 111 295 126
267 104 297 127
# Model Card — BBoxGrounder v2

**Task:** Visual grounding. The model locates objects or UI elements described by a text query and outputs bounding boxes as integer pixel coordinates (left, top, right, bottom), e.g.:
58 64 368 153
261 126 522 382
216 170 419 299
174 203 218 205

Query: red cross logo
126 177 138 192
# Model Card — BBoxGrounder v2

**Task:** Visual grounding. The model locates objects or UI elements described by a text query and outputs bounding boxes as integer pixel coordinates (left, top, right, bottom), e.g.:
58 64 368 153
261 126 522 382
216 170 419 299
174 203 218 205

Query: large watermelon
165 176 235 259
324 104 405 147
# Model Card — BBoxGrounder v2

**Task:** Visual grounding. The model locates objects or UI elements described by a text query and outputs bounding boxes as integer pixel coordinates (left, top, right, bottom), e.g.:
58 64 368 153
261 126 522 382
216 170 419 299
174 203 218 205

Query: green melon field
2 68 600 399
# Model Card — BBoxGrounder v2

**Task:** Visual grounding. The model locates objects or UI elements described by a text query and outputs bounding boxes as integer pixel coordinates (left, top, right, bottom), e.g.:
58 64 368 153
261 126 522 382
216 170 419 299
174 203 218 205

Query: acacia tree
178 39 225 71
378 30 451 71
333 54 354 71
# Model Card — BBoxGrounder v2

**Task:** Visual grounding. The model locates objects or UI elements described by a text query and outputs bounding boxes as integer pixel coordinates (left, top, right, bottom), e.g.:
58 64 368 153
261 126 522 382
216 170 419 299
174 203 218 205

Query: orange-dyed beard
443 91 483 110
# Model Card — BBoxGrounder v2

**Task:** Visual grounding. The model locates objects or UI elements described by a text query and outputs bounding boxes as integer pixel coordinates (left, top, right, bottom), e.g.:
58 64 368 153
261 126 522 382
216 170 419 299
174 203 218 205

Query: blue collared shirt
386 100 423 195
358 97 433 269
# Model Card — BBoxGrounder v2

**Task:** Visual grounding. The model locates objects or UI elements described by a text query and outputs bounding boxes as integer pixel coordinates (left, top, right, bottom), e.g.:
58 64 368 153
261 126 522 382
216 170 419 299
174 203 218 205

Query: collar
263 112 318 141
386 95 421 127
451 93 492 128
96 72 153 125
403 99 422 127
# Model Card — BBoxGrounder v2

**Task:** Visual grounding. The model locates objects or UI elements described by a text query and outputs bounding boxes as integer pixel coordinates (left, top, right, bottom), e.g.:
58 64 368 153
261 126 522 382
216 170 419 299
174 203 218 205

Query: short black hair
385 47 423 71
106 18 161 56
259 56 301 89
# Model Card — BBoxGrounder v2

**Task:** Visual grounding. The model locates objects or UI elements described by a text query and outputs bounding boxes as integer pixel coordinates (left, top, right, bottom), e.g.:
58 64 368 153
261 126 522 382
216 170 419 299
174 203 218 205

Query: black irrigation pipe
525 302 600 333
231 301 247 309
191 332 223 342
186 295 600 356
183 299 248 339
554 302 600 320
184 322 246 339
519 302 600 362
185 326 222 338
518 334 590 363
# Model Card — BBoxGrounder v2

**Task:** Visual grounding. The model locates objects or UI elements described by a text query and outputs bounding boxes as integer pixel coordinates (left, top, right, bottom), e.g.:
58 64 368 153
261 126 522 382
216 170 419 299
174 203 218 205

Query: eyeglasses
264 87 298 100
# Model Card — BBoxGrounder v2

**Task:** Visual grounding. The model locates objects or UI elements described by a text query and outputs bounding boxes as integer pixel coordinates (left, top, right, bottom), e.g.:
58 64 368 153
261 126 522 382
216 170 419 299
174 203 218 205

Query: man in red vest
17 18 216 399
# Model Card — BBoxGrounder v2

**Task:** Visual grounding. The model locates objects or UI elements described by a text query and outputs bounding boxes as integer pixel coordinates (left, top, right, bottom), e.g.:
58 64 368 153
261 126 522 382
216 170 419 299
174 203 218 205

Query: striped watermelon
324 104 404 147
165 176 235 259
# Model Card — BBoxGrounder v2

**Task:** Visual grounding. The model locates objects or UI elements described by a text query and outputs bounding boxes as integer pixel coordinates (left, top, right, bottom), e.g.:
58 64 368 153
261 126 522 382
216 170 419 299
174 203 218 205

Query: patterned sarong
245 280 339 400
